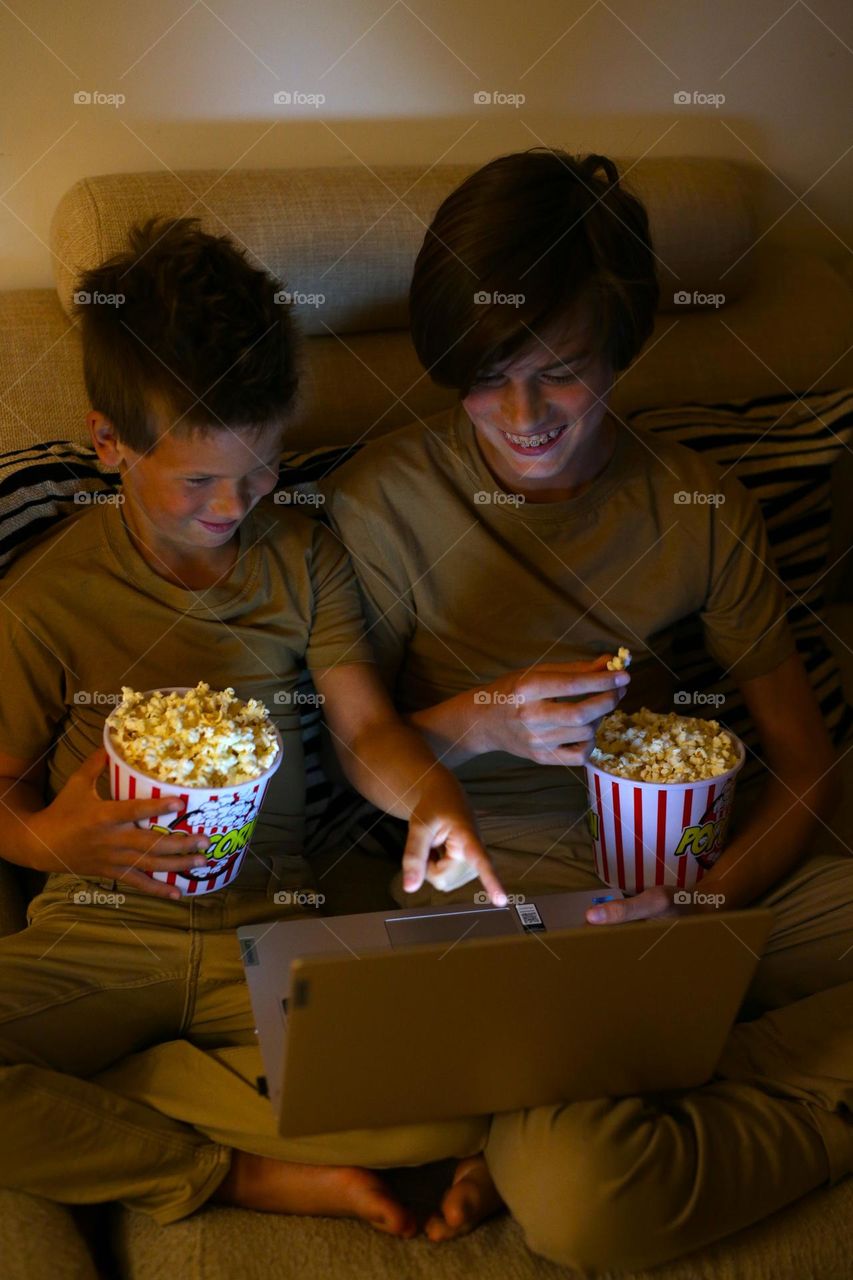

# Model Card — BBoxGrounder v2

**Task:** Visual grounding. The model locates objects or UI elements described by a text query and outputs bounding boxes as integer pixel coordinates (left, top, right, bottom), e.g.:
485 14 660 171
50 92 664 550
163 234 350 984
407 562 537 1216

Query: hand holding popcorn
468 656 630 767
104 683 283 896
23 748 212 897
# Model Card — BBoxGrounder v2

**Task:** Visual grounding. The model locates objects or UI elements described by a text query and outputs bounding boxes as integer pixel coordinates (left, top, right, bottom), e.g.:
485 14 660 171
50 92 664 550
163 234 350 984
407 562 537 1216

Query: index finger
532 655 613 675
451 833 506 906
521 668 631 702
108 796 186 824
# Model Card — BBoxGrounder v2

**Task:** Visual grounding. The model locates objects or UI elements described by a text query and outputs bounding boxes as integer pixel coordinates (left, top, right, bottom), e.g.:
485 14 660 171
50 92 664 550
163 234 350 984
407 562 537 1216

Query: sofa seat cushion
113 1175 853 1280
0 1190 100 1280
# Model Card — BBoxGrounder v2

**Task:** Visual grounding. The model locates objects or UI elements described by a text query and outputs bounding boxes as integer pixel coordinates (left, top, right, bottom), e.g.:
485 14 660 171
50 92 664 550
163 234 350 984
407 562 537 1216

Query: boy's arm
0 578 211 895
0 754 51 863
586 652 842 924
311 661 506 905
0 747 213 898
678 652 841 905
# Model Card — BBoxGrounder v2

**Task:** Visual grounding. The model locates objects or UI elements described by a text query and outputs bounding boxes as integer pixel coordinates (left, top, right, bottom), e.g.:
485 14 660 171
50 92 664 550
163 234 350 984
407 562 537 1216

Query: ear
88 412 127 468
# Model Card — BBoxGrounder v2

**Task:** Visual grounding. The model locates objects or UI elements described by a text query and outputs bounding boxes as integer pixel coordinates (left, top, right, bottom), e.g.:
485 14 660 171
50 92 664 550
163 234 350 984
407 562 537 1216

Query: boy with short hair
0 217 501 1237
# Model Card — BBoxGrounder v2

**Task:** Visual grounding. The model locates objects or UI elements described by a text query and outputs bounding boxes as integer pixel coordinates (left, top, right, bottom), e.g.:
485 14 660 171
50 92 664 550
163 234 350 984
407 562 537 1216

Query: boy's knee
486 1100 690 1272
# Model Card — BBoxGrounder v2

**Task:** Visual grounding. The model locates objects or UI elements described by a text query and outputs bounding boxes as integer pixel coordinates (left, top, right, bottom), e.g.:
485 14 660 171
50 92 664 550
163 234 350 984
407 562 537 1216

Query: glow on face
462 338 614 490
117 420 283 558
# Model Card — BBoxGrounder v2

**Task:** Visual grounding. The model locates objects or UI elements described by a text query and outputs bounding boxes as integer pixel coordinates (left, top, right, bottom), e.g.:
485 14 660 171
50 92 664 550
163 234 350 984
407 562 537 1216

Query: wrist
411 767 471 820
407 692 488 766
464 687 493 756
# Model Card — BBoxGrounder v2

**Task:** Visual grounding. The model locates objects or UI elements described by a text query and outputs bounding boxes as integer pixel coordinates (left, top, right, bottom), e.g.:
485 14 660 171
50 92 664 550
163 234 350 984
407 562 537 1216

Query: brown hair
409 150 659 392
75 217 299 452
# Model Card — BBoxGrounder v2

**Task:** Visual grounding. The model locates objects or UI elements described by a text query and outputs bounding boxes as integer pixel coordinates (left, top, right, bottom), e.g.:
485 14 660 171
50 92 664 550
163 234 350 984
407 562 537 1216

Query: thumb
76 746 109 786
401 822 433 894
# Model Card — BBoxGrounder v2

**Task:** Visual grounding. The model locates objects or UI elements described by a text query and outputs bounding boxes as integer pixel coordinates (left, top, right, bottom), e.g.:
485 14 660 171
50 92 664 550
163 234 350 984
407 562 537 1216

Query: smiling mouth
198 518 237 531
502 424 568 450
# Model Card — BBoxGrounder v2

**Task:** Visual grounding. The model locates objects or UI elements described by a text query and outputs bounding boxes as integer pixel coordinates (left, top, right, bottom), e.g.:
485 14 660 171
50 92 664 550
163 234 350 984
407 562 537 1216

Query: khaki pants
394 812 853 1271
0 859 485 1225
3 819 853 1269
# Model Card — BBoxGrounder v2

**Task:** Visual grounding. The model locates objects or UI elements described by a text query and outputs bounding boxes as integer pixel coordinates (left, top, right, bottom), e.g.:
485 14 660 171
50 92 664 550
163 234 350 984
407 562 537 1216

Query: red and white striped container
103 689 283 896
584 734 745 895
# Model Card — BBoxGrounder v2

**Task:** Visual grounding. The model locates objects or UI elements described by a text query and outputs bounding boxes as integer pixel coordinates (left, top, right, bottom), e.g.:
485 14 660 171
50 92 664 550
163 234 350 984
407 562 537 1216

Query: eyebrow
182 454 282 478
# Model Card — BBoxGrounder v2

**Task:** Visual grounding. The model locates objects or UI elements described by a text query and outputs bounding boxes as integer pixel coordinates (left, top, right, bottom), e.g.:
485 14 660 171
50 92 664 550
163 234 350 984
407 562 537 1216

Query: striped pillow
629 388 853 774
0 441 116 571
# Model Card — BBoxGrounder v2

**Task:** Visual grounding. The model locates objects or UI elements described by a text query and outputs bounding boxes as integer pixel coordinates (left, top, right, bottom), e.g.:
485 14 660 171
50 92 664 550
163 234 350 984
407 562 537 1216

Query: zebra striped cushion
0 440 112 571
629 388 853 778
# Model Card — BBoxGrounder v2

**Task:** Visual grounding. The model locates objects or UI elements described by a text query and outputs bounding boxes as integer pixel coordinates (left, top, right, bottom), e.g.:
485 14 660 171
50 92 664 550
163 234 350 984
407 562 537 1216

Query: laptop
237 890 773 1137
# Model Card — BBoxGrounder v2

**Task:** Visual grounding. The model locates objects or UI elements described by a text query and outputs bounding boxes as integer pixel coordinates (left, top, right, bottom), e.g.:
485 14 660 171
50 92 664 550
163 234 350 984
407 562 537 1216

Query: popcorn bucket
583 734 745 895
103 688 283 895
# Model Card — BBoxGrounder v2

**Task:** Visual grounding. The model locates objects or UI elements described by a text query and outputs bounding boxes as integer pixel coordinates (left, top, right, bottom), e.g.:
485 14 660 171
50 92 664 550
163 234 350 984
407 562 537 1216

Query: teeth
504 426 565 448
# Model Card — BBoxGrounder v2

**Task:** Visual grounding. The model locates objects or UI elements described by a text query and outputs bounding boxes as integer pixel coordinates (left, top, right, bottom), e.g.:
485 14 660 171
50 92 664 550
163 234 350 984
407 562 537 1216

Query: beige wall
1 0 851 289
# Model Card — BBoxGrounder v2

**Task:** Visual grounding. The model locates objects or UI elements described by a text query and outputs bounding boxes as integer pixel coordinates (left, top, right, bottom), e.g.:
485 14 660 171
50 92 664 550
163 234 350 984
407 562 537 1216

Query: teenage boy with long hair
324 151 853 1268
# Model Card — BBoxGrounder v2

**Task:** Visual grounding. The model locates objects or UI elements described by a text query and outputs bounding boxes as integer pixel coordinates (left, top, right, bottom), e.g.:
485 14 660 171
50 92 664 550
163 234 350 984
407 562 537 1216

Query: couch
0 156 852 1279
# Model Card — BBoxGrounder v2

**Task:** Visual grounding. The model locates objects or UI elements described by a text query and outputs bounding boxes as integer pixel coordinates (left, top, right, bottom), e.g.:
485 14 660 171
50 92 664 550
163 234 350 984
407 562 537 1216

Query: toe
424 1211 452 1243
444 1180 477 1230
356 1179 417 1238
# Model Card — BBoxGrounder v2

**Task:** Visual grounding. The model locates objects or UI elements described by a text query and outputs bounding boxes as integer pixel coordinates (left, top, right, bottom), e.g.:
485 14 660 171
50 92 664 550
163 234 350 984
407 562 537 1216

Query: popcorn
590 708 738 783
107 683 280 788
606 647 632 672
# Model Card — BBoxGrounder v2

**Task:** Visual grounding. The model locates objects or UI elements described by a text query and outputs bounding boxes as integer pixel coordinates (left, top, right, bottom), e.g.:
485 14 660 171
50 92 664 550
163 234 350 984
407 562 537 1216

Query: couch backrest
2 157 852 457
49 160 755 329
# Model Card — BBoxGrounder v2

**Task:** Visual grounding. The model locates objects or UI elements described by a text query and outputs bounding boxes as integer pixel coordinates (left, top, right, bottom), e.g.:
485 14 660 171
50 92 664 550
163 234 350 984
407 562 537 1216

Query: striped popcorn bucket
103 690 283 896
584 734 745 895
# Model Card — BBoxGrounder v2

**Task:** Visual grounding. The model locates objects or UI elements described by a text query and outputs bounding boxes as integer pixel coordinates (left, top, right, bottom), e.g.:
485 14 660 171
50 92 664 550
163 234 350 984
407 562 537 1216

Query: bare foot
424 1154 505 1243
213 1150 417 1238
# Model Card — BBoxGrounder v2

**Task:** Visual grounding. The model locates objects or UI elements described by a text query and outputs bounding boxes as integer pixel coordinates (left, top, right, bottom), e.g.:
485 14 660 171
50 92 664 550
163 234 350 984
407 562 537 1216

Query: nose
499 380 546 432
206 482 248 522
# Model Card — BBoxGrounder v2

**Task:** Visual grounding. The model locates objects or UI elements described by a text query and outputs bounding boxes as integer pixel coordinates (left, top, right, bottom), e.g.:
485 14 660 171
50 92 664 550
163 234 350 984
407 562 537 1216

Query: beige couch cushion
114 1177 853 1280
3 242 853 456
1 158 850 456
50 159 755 331
0 1191 99 1280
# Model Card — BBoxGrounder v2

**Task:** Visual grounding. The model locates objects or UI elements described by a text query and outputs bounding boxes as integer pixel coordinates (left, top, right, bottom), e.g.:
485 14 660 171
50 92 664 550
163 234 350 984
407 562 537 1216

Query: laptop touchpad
386 908 517 949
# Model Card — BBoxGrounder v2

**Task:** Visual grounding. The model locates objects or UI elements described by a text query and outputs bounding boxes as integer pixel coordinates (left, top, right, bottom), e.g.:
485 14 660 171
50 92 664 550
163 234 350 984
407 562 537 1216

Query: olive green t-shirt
0 497 373 862
323 406 795 821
